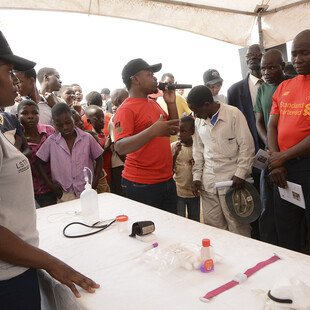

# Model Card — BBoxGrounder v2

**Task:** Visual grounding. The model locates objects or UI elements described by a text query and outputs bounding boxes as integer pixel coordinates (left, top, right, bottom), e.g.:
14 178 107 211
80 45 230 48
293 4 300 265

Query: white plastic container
115 215 129 233
80 181 99 226
201 238 211 262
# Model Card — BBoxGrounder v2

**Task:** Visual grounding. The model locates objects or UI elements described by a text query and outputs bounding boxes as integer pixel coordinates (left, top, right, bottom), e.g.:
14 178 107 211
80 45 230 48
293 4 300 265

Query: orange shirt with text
271 75 310 151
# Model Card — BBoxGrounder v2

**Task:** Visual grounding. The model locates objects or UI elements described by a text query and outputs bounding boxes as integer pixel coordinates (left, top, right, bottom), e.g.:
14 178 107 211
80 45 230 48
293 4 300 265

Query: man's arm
234 111 255 188
267 114 280 152
0 225 99 297
92 155 103 190
172 141 181 171
115 116 179 156
269 135 310 170
267 114 287 188
255 112 267 146
192 126 204 196
35 157 63 198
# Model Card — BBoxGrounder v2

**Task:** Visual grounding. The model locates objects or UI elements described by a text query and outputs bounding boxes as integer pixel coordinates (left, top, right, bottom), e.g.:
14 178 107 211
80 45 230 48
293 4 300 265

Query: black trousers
0 268 41 310
121 177 177 214
274 157 310 253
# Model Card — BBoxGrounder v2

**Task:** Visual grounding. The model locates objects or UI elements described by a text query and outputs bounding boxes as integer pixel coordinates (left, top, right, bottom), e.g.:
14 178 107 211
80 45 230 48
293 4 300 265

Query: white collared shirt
192 104 255 194
248 74 263 107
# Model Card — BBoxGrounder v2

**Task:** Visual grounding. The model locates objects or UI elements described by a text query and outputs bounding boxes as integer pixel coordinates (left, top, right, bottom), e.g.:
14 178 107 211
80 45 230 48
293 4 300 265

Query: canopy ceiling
0 0 309 48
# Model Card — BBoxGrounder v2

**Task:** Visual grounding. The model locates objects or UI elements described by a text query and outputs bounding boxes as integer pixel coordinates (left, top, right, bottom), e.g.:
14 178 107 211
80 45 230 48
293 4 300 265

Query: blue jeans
0 269 41 310
259 168 277 245
121 178 177 214
177 196 200 222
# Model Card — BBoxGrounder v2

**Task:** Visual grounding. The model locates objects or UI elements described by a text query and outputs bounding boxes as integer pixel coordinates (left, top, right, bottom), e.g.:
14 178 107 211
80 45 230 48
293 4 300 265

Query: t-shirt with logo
0 132 39 280
271 75 310 151
113 97 173 184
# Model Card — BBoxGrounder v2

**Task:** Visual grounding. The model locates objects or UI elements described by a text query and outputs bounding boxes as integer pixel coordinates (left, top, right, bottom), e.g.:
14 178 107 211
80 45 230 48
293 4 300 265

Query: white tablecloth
37 193 310 310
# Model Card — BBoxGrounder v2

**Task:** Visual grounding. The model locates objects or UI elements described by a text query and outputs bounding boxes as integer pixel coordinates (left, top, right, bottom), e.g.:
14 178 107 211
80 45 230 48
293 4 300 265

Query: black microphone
158 82 192 91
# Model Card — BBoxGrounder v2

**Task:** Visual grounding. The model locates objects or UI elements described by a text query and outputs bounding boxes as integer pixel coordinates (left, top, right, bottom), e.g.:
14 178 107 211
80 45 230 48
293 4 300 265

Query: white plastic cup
115 215 129 233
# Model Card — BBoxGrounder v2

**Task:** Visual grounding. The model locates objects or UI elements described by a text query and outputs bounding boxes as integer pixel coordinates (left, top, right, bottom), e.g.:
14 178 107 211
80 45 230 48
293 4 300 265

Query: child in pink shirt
36 103 103 202
17 99 56 207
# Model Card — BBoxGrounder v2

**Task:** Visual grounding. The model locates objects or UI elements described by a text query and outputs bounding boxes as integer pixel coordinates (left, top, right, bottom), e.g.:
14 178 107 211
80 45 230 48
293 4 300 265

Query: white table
37 193 310 310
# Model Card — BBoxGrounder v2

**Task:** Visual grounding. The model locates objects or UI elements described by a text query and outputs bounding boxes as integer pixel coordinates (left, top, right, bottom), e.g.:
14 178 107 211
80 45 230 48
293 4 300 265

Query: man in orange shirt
114 58 179 213
268 29 310 253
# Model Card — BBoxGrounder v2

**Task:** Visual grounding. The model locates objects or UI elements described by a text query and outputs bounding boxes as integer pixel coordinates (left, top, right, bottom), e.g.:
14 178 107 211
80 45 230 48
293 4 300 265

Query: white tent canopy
0 0 309 48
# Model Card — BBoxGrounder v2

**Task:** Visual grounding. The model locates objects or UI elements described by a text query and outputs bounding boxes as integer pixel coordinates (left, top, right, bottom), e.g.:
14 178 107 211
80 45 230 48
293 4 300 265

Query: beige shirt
248 74 263 107
192 104 255 195
171 141 195 198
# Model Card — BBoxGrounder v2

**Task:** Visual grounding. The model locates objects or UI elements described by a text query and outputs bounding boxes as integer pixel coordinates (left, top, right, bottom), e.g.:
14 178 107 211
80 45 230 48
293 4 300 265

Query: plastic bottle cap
116 215 128 222
202 238 210 247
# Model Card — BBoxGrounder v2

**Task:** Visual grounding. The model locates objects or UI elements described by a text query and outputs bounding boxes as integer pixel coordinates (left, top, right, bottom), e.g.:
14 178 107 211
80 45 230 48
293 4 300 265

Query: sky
0 9 290 97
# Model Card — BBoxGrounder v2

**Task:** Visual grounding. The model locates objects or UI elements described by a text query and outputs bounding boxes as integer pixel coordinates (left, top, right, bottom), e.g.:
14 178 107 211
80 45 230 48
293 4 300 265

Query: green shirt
254 83 278 128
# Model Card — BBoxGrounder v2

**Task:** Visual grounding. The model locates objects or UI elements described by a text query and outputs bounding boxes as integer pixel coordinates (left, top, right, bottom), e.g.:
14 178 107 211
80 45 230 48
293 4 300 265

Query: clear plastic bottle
201 238 211 262
80 176 99 226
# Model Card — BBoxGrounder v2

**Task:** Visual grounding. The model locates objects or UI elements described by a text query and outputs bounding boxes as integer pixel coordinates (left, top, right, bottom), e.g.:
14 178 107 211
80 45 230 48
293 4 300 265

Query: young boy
171 116 200 221
36 103 103 202
71 83 84 105
60 85 76 107
17 99 57 207
85 105 111 193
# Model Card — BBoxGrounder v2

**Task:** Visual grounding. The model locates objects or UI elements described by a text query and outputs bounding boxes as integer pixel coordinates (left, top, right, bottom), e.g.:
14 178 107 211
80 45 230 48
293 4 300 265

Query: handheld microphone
158 82 192 91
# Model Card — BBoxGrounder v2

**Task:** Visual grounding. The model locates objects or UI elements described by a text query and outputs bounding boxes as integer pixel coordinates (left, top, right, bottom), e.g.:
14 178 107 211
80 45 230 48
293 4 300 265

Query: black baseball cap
225 182 262 224
0 31 36 71
122 58 162 83
203 69 223 86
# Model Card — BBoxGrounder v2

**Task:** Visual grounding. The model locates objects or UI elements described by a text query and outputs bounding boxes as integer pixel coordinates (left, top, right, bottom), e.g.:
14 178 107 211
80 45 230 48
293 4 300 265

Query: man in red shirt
114 58 179 213
268 29 310 253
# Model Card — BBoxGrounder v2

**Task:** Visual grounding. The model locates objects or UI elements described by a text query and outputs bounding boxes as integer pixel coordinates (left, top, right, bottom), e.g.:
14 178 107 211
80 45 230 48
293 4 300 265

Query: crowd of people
0 28 309 308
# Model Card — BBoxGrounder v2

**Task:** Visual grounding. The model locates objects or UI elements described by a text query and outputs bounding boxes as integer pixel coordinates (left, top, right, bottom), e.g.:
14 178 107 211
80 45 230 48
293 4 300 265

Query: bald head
261 49 285 85
85 105 103 118
262 49 284 64
246 44 263 76
293 29 310 44
291 29 310 75
247 44 262 55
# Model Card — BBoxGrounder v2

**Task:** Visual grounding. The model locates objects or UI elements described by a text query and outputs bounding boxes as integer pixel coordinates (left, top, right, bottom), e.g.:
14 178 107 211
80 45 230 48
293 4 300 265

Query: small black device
129 221 155 237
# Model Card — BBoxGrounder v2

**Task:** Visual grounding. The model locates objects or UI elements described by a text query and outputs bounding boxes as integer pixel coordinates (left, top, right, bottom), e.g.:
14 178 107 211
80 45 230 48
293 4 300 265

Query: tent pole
257 14 265 51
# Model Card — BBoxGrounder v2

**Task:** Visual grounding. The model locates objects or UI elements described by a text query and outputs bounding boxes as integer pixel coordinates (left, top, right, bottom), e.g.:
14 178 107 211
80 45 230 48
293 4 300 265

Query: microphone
158 82 192 91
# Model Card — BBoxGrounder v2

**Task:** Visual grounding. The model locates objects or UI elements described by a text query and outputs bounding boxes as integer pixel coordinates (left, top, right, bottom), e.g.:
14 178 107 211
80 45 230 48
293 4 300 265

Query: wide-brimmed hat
122 58 162 83
0 31 36 71
225 181 262 224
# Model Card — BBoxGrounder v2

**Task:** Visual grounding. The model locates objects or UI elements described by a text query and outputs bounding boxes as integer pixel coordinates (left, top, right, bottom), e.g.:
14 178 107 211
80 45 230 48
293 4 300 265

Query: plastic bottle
80 168 99 225
201 238 211 262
